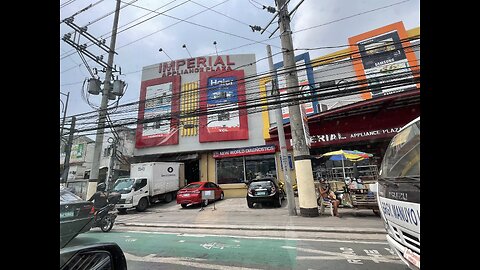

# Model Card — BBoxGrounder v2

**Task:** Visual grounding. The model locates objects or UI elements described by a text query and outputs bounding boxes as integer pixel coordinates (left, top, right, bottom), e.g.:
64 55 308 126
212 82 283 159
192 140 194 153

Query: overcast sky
60 0 420 118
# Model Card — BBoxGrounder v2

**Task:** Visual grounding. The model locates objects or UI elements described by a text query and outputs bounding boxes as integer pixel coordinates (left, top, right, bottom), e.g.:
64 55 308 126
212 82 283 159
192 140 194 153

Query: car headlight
125 197 133 204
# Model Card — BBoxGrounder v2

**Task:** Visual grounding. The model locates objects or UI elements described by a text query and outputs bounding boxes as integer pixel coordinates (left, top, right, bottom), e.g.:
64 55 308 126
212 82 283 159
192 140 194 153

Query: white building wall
135 54 266 157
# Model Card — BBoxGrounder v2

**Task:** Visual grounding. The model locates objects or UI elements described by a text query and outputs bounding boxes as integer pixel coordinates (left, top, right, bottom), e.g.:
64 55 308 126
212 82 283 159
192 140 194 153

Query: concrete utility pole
266 45 297 216
106 137 118 191
275 0 318 217
60 91 70 141
87 0 121 200
62 116 76 183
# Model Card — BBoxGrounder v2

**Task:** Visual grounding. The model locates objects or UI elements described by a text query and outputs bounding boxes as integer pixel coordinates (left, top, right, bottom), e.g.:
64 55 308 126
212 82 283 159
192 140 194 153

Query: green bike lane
68 230 297 269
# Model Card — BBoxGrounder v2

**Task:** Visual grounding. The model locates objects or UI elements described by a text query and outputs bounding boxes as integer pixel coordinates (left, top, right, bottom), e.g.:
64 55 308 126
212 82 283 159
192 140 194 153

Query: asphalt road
67 228 408 270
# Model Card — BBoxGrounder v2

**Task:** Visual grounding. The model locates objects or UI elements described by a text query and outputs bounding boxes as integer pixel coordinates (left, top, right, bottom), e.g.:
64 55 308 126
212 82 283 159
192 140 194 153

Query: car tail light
248 189 253 195
89 205 95 214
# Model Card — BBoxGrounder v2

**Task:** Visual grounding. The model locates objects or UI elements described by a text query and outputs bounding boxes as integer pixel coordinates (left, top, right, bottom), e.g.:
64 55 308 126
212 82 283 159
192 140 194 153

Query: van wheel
164 193 173 203
136 198 148 212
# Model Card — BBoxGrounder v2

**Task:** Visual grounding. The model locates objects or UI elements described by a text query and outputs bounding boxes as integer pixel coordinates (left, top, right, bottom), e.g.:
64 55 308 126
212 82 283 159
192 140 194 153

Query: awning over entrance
267 90 420 150
132 153 199 163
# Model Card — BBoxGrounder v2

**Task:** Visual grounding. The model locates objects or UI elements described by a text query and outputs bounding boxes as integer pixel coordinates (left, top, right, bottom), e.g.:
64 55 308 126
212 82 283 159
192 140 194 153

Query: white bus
377 116 420 270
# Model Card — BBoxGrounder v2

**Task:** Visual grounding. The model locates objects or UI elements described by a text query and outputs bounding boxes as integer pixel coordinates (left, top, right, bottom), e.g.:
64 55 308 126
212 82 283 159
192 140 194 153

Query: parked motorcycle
91 192 121 232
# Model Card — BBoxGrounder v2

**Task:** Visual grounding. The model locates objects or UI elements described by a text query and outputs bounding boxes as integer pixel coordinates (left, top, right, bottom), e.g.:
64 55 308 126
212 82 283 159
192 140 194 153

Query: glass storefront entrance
217 154 277 184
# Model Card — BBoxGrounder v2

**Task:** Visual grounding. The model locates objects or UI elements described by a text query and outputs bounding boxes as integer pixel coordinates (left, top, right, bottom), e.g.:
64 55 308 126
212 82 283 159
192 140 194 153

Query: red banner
199 70 249 142
135 76 181 148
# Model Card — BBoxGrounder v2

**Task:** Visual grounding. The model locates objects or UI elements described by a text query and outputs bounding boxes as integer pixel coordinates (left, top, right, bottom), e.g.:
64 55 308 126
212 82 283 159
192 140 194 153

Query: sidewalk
115 197 386 234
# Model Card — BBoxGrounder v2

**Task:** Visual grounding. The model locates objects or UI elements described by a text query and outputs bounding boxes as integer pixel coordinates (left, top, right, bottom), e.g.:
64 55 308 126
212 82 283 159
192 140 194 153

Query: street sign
202 190 215 200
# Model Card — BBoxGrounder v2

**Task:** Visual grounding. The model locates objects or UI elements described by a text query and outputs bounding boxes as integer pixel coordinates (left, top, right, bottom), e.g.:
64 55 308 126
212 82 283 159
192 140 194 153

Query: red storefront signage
199 70 249 142
213 145 276 159
135 76 181 148
309 127 402 147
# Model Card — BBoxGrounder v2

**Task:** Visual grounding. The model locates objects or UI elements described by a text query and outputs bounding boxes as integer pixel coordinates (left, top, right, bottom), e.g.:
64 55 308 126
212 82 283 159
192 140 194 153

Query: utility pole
275 0 318 217
86 0 121 200
106 137 118 191
60 91 70 141
266 45 297 216
62 116 76 183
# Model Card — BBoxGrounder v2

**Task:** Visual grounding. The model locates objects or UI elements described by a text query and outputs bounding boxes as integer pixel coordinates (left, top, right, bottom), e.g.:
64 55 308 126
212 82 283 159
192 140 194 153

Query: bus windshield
380 118 420 179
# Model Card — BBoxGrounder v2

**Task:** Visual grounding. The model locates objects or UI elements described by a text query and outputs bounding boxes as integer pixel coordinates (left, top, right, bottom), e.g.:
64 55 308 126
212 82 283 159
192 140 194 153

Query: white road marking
297 256 403 265
178 233 206 238
124 230 388 245
385 247 395 255
292 247 402 264
124 252 263 270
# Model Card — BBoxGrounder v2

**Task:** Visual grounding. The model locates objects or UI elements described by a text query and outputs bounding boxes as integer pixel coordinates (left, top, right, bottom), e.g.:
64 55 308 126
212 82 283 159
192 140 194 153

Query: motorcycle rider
88 183 109 214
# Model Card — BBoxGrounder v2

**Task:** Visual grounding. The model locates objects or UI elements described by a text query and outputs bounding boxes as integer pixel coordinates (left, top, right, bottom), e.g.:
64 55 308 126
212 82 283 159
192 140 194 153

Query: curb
116 222 386 234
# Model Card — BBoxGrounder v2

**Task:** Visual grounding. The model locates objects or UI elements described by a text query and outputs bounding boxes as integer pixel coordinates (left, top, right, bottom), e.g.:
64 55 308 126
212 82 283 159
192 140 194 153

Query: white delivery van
112 162 185 213
377 117 420 270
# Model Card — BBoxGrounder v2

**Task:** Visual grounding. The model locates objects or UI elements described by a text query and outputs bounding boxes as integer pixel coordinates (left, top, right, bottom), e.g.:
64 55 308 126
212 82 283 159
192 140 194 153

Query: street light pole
266 45 297 216
86 0 121 200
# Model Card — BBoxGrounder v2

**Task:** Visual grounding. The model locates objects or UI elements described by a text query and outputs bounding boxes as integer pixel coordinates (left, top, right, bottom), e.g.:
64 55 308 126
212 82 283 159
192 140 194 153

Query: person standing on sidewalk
319 179 341 217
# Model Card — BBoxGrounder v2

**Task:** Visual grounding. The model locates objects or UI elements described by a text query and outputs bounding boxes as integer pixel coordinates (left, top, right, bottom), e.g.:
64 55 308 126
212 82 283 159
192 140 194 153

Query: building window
217 157 245 184
103 147 111 157
216 154 277 184
245 154 277 182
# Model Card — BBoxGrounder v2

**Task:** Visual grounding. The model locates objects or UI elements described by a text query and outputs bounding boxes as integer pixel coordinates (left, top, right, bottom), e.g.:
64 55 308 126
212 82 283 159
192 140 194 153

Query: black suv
246 178 284 208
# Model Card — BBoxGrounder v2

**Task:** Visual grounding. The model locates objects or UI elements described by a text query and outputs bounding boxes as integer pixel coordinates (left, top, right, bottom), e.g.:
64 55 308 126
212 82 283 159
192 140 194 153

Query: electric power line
61 37 420 122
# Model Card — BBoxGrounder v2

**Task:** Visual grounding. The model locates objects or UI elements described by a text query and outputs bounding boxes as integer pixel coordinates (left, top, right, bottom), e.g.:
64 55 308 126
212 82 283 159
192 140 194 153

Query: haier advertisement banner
136 76 181 148
199 70 249 142
348 21 419 99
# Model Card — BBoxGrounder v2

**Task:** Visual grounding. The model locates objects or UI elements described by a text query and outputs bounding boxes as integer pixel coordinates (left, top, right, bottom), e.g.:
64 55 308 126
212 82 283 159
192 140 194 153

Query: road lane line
122 230 389 245
124 252 263 270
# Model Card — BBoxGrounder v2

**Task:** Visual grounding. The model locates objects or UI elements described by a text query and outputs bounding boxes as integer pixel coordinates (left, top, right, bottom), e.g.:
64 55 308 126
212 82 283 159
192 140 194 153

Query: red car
176 181 224 208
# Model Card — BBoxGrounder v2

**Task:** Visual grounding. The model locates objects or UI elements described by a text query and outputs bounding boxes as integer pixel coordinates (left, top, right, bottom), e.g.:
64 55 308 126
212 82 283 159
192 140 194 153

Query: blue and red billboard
199 70 249 142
